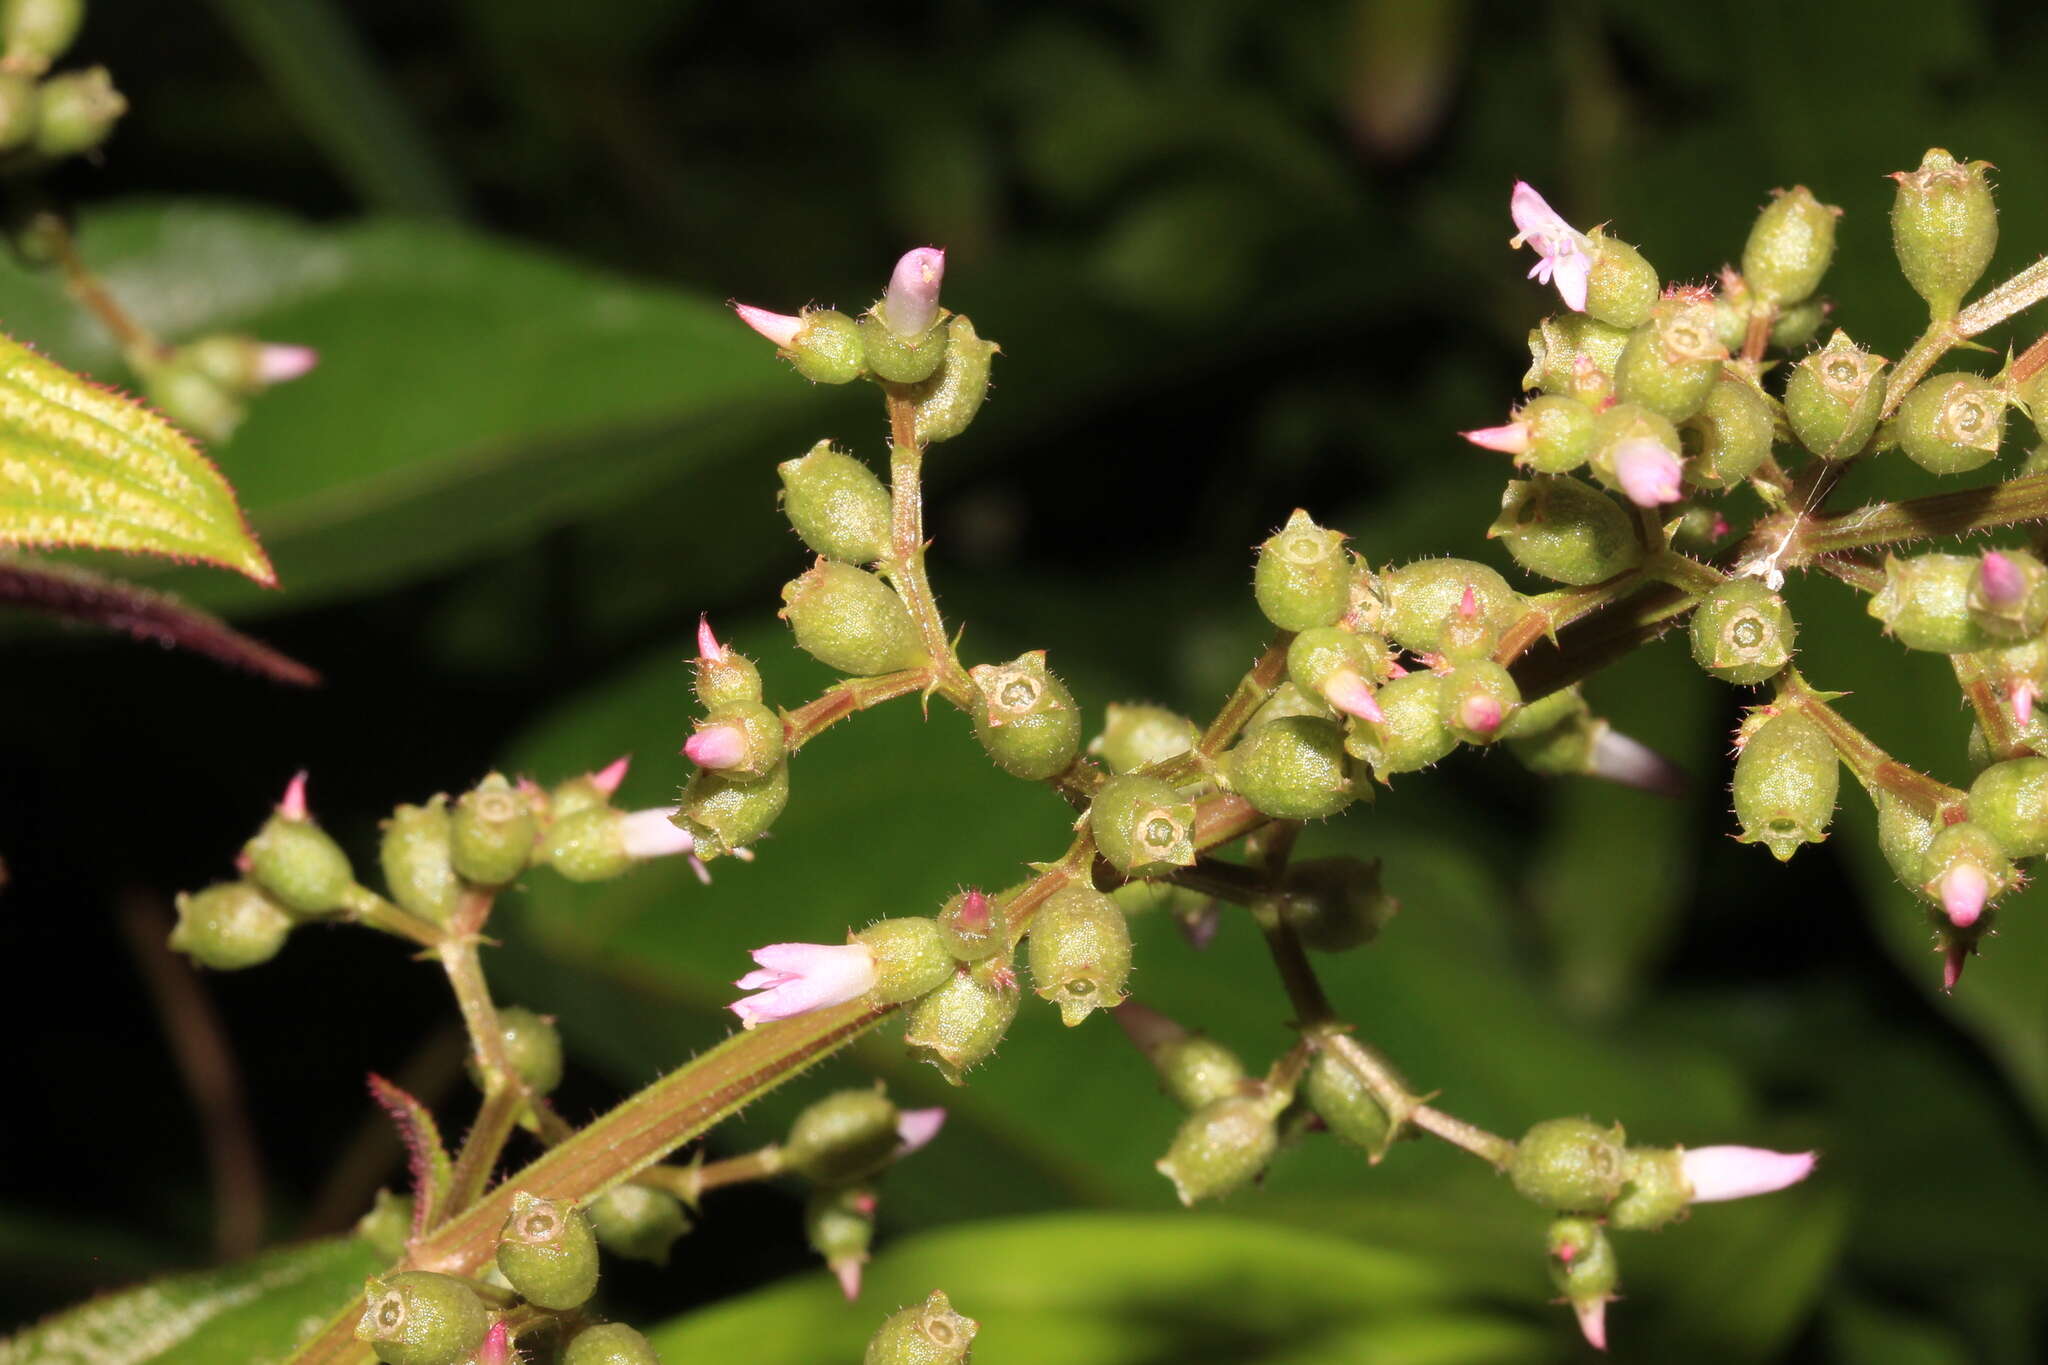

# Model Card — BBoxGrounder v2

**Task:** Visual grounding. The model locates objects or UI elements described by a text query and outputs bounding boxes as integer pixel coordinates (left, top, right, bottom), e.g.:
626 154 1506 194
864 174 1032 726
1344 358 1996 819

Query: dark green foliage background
2 1 2045 1360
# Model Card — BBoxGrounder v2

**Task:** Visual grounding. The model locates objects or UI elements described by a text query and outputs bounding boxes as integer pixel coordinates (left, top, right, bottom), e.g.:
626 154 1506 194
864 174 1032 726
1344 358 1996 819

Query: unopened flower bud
778 441 892 564
1303 1050 1397 1156
864 1290 977 1365
781 560 925 676
1089 774 1196 877
170 881 294 970
853 918 954 1005
785 1089 904 1185
686 699 785 780
1680 1144 1818 1203
1967 757 2048 857
495 1192 598 1310
1689 578 1797 685
735 304 867 384
1463 393 1596 474
1968 550 2048 639
562 1322 662 1365
2 0 83 75
1891 149 1998 319
1115 1000 1248 1111
808 1184 878 1300
243 787 355 917
1278 856 1398 953
1732 708 1839 861
1348 671 1456 781
468 1006 563 1096
693 617 763 708
1870 553 2000 654
1254 509 1352 632
904 961 1019 1083
1090 702 1200 774
32 66 122 160
1027 886 1132 1026
379 797 460 924
589 1185 689 1266
969 651 1082 781
1545 1218 1618 1353
1224 715 1359 819
1741 186 1840 306
1784 331 1887 460
1680 373 1776 489
1438 661 1520 745
1510 1116 1626 1212
354 1271 489 1365
1488 478 1642 586
1582 229 1659 330
173 334 317 397
1605 1145 1688 1231
909 315 999 445
1918 821 2013 929
935 887 1004 961
450 774 540 886
1380 558 1522 659
1613 295 1727 423
676 761 788 858
1897 373 2007 476
1287 626 1386 710
1770 296 1827 350
1523 313 1629 398
1155 1092 1282 1205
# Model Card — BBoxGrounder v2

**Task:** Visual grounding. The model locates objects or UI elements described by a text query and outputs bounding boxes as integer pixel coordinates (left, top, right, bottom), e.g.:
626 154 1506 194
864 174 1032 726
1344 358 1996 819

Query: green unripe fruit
1089 774 1196 877
1224 715 1357 819
781 560 924 676
910 315 998 444
1154 1094 1280 1205
1523 313 1629 399
1689 579 1796 685
1742 186 1839 306
1969 757 2048 858
777 441 892 564
1784 332 1887 460
355 1189 413 1263
354 1272 489 1365
1918 820 2013 911
694 644 763 709
1582 229 1659 330
495 1192 598 1310
1347 672 1455 781
378 797 461 923
170 881 293 970
1732 708 1839 861
1503 688 1601 777
1896 373 2007 475
1968 550 2048 639
1680 373 1776 489
1254 508 1352 632
1303 1050 1396 1155
143 358 245 445
969 650 1082 780
1509 1117 1626 1212
1607 1146 1690 1231
779 308 864 384
784 1089 903 1184
1286 626 1382 698
1437 660 1520 745
1135 1026 1248 1112
904 962 1019 1084
855 917 955 1004
1546 1217 1619 1304
538 807 632 883
2 0 82 74
589 1185 689 1266
1873 787 1940 895
1488 478 1641 587
1587 402 1683 501
450 774 539 886
936 887 1005 961
469 1006 563 1096
1508 394 1596 475
1771 297 1827 350
858 311 949 384
692 699 786 781
548 772 614 820
1249 680 1337 727
1892 149 1998 319
563 1322 663 1365
676 760 788 858
1870 554 2000 654
865 1290 978 1365
1613 297 1726 423
178 334 272 396
1380 558 1521 659
1278 857 1397 953
243 814 354 917
0 73 37 151
1027 886 1132 1026
1091 701 1200 774
31 66 123 160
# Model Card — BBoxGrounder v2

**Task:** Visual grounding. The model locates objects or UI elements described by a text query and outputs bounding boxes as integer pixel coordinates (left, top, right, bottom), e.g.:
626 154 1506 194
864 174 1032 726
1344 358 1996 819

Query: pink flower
2011 680 2037 727
1588 727 1686 797
1461 418 1533 456
257 344 319 386
1978 550 2026 610
880 246 946 336
1320 668 1384 723
684 723 748 770
619 807 695 860
730 941 876 1026
732 302 804 349
1573 1297 1608 1353
1509 181 1594 312
1681 1145 1817 1203
896 1107 947 1155
1611 437 1685 507
477 1322 511 1365
590 754 631 797
277 770 310 821
1937 862 1989 929
697 613 728 662
1457 692 1503 736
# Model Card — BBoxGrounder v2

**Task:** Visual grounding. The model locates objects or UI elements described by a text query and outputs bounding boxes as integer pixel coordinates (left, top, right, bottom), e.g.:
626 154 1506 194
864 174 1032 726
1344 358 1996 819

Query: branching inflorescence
164 147 2048 1360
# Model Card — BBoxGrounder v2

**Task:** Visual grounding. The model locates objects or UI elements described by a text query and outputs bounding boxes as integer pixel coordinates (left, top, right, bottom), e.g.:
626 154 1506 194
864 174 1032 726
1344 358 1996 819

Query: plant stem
882 392 973 704
1880 256 2048 418
1492 569 1656 668
1952 651 2035 763
1507 581 1700 701
47 221 162 360
336 885 444 948
781 667 937 753
1775 475 2048 564
1779 672 1965 818
634 1145 786 1206
1196 633 1292 758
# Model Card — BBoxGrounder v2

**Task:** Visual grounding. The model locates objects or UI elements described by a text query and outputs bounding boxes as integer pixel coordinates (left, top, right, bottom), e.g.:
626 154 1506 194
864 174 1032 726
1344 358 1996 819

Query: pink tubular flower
881 246 946 336
2012 680 2038 727
1574 1298 1608 1353
1458 693 1503 737
732 302 804 349
277 769 310 821
1938 863 1989 929
1509 181 1594 312
1589 728 1686 797
1461 418 1533 457
730 940 877 1027
1320 668 1384 723
684 723 748 770
1611 438 1685 507
697 613 728 662
476 1321 511 1365
591 754 631 797
896 1107 947 1156
1978 550 2026 610
257 343 319 386
619 807 695 860
1680 1145 1817 1203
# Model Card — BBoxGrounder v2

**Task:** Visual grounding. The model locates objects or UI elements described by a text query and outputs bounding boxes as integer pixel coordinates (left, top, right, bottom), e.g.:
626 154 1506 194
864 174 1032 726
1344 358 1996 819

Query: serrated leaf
0 332 274 585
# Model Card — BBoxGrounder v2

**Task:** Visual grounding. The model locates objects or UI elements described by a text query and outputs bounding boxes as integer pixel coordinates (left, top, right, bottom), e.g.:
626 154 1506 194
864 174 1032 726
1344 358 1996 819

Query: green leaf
0 330 274 584
0 1235 380 1365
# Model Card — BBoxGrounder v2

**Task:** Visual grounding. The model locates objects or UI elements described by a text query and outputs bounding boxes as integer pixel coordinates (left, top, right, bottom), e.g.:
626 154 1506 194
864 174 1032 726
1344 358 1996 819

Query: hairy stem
882 392 974 704
1780 672 1965 818
1775 475 2048 564
782 667 938 753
